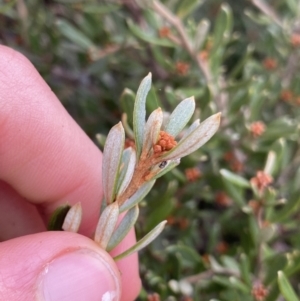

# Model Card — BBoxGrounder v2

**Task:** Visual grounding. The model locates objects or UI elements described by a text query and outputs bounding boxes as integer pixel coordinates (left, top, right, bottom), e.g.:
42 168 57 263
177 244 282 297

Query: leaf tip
215 112 222 121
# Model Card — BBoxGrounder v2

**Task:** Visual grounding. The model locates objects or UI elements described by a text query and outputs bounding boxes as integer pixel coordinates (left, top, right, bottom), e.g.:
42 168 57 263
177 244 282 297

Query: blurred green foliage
1 0 300 300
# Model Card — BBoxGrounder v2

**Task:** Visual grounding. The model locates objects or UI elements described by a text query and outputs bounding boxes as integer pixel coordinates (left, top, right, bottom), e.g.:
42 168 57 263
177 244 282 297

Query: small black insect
158 161 167 169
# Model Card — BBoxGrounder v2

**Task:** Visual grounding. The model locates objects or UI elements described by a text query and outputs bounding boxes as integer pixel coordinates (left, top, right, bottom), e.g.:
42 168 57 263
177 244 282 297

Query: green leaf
107 205 139 252
119 180 156 213
95 133 106 150
240 253 251 286
48 205 71 231
229 277 250 293
133 73 152 159
0 0 16 14
121 113 134 139
220 169 250 189
164 97 195 137
176 0 205 19
82 4 120 14
194 19 210 51
145 195 175 232
94 202 119 249
120 88 135 128
166 244 203 269
277 271 300 301
127 19 175 47
223 180 246 208
285 0 299 12
212 4 233 49
102 122 125 204
258 224 276 243
269 194 300 223
113 220 167 261
56 19 95 51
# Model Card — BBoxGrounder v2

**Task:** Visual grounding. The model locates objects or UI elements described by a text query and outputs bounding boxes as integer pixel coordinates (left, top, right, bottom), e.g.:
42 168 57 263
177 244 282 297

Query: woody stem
116 157 153 205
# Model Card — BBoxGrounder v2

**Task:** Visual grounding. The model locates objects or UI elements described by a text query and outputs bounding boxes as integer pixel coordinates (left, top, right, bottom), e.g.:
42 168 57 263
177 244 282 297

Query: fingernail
37 249 120 301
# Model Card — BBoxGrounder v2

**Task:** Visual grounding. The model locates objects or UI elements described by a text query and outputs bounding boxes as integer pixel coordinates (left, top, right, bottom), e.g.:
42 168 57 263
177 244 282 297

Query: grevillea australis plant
51 73 221 260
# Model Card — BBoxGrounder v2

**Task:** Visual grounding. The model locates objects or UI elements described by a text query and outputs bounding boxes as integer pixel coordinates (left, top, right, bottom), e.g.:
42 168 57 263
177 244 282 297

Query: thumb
0 232 121 301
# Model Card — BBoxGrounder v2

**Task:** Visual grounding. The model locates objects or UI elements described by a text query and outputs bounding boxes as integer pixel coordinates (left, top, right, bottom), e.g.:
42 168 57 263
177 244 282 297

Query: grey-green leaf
220 169 250 188
119 180 156 213
102 122 125 204
164 97 195 137
107 205 139 252
181 119 201 139
151 159 181 180
116 147 136 197
56 19 95 51
133 73 152 159
62 202 82 233
113 220 167 261
94 202 119 250
142 107 163 158
278 271 300 301
162 113 221 160
194 19 210 51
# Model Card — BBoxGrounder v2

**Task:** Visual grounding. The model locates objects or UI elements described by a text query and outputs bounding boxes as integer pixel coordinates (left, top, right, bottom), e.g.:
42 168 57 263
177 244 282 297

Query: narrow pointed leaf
264 150 276 176
48 205 71 231
181 119 200 139
120 88 135 128
95 133 106 150
116 148 136 197
107 205 139 252
102 122 125 204
56 19 95 51
94 202 119 249
194 19 210 51
150 159 181 180
142 107 163 157
220 169 250 188
278 271 300 301
121 113 134 139
113 220 167 261
119 180 156 213
62 202 82 233
162 113 221 160
177 0 205 19
164 97 195 137
133 73 152 159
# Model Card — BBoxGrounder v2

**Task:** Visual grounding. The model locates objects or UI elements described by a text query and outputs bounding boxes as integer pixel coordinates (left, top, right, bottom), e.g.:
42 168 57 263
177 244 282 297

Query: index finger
0 45 102 235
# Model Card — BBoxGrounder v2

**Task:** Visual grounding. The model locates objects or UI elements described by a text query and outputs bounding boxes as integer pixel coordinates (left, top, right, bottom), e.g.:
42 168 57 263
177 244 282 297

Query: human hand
0 45 140 301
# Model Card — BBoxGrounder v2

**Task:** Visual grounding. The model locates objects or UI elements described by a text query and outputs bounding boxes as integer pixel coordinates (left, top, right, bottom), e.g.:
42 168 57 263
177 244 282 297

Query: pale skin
0 45 140 301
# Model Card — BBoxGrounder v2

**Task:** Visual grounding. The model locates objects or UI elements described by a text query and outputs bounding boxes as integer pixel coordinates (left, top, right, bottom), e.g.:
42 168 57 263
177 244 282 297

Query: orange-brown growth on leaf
262 58 277 70
252 282 268 301
185 167 201 182
250 121 266 138
175 61 190 75
291 33 300 47
251 171 273 191
159 26 171 38
153 131 177 155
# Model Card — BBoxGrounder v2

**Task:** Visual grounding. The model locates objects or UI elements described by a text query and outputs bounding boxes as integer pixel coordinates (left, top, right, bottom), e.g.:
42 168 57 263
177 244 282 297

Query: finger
0 46 141 299
109 229 141 301
0 231 122 301
0 181 45 241
0 45 103 235
0 179 141 300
